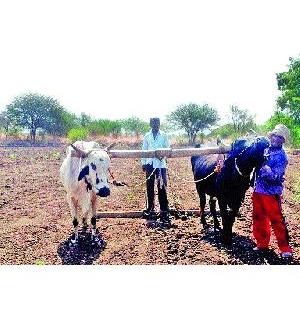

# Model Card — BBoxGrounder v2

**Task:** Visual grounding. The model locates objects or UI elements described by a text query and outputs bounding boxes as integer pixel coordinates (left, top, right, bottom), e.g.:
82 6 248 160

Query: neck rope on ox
233 144 253 178
234 157 250 177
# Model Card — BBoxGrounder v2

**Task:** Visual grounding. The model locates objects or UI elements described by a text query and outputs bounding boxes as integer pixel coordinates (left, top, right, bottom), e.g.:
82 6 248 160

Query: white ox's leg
91 193 98 241
67 195 79 244
80 193 96 240
82 200 89 232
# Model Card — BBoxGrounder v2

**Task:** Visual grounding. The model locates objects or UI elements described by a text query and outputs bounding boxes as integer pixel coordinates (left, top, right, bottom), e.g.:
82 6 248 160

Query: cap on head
268 124 290 142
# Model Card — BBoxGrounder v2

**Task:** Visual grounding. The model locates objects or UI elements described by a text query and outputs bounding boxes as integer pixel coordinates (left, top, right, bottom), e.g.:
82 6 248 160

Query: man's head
150 117 160 133
268 124 290 148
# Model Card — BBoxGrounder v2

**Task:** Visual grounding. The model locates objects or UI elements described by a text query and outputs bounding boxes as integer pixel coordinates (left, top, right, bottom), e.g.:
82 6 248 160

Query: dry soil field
0 144 299 265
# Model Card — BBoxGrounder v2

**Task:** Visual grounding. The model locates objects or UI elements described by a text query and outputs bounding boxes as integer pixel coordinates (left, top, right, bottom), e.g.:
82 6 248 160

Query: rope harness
233 146 252 178
234 157 249 177
169 169 216 184
130 167 157 189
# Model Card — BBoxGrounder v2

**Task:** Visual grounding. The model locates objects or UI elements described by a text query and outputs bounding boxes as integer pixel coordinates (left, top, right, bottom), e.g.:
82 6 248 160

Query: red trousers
252 192 292 253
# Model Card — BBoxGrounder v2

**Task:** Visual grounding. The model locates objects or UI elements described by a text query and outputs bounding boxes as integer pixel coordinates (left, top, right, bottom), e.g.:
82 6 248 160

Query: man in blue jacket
252 124 293 258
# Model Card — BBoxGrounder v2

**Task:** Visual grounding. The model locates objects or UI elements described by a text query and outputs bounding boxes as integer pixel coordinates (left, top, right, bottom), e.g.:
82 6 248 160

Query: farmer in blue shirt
141 118 171 228
252 124 293 258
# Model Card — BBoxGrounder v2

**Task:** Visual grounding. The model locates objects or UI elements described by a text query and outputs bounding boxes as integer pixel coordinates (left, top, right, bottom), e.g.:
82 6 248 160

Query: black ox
191 137 269 246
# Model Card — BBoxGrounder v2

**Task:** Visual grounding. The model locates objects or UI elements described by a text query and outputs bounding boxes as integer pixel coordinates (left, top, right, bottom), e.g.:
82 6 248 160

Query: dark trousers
145 164 169 214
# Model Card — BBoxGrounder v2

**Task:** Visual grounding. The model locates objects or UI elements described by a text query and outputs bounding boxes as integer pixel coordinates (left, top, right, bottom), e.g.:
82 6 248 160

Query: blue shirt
141 130 170 169
254 147 288 195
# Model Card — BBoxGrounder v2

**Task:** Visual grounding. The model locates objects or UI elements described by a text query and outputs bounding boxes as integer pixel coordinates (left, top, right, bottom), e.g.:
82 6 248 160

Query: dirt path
0 147 299 264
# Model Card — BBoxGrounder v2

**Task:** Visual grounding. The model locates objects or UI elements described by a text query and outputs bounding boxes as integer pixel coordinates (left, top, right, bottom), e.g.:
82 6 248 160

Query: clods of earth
0 146 299 265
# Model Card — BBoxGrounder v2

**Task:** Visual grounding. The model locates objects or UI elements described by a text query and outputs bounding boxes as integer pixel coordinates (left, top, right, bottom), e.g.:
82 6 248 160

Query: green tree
87 119 122 137
262 111 300 148
168 103 219 144
59 110 80 135
0 110 13 135
121 117 148 137
276 56 300 123
79 112 92 127
0 109 24 139
6 93 64 142
210 123 236 139
230 105 255 133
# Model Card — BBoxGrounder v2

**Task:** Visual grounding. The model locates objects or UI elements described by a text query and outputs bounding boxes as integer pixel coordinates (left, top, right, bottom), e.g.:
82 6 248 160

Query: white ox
60 141 111 244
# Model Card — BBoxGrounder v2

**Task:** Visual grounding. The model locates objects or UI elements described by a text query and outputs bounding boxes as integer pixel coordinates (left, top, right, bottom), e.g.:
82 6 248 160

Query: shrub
6 126 23 139
121 117 148 137
262 112 300 148
87 119 122 137
67 127 89 142
210 124 240 140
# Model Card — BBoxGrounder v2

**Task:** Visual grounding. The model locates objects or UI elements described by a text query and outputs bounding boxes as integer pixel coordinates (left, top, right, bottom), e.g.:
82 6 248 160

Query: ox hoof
222 240 233 249
206 227 216 233
69 237 78 247
181 215 188 221
91 235 101 246
202 224 210 231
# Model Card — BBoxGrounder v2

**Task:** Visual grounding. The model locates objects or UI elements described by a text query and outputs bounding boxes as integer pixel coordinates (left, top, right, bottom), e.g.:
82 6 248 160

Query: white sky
0 0 300 125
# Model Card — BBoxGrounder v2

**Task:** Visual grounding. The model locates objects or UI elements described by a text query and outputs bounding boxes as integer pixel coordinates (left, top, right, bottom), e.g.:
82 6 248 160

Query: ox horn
104 143 116 152
70 144 93 158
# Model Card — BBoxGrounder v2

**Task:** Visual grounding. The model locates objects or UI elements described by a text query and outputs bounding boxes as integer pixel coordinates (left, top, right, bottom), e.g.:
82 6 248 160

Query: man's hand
261 165 272 174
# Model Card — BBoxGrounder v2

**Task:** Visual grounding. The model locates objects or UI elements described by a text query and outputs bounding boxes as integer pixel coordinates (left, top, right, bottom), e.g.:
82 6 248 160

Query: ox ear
78 165 89 181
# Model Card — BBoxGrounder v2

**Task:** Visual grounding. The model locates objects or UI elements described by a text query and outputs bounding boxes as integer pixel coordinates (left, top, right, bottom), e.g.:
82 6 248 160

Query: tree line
0 95 256 144
0 55 299 147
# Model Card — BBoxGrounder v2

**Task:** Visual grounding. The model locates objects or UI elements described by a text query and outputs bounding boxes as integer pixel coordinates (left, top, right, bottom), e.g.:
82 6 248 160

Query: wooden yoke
104 146 231 159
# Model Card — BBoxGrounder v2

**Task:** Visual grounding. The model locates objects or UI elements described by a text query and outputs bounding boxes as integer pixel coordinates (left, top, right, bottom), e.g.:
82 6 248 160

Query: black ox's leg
227 208 239 245
209 197 220 231
197 188 208 230
219 201 232 247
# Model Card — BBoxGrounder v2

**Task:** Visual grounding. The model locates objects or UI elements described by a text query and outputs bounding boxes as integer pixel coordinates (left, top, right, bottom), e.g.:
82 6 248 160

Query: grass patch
295 179 300 203
35 259 45 265
8 153 17 159
51 151 61 160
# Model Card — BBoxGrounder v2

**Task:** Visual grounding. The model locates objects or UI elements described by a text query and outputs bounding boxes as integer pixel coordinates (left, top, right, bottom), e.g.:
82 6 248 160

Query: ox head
229 136 269 167
72 144 111 197
236 136 270 170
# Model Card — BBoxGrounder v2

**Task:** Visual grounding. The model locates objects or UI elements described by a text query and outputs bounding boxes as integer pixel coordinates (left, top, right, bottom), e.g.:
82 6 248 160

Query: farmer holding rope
142 117 171 228
252 124 293 259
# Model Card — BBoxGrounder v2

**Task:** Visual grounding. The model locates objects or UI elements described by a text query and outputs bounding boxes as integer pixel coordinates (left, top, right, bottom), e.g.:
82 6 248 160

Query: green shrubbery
67 127 89 142
63 117 150 141
262 112 300 148
87 119 122 137
5 126 23 139
210 124 238 139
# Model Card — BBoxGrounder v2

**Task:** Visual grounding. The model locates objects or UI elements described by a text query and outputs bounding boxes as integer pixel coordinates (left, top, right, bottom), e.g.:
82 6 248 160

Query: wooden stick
90 146 231 158
96 210 201 218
